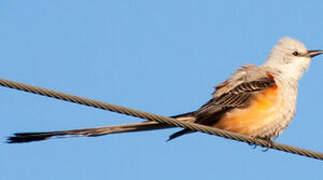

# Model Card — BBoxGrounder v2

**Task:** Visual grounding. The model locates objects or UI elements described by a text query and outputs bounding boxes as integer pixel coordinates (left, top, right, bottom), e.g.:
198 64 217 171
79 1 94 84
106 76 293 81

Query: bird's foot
261 137 273 152
248 137 259 149
248 137 273 151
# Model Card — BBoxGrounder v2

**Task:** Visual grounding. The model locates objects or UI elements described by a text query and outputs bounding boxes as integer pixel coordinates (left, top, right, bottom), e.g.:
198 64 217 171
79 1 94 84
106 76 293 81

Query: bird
7 37 323 143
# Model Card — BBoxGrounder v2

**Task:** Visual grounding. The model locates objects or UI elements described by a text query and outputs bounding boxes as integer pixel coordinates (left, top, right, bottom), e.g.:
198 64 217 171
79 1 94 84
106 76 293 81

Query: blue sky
1 1 323 179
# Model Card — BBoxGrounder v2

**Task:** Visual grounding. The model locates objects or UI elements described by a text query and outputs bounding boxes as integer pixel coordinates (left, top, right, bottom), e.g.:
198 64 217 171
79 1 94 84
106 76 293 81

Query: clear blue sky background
1 1 323 179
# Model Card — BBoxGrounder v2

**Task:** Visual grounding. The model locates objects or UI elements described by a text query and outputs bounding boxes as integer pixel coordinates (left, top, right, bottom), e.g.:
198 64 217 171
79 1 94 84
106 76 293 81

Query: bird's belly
214 87 284 138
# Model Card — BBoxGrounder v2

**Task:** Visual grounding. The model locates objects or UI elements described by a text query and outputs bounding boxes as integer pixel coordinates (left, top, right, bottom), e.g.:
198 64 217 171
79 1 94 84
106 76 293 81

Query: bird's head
264 37 323 80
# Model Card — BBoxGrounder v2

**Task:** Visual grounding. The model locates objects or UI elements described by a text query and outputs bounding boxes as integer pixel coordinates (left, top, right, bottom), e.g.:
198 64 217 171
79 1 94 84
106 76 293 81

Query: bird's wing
195 77 276 119
195 65 277 123
168 76 276 140
168 65 278 140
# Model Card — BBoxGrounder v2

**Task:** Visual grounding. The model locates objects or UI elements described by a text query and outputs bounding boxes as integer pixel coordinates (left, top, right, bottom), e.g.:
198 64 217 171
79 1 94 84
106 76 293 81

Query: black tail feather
8 111 197 143
167 111 195 141
7 132 61 143
170 111 194 118
167 129 193 141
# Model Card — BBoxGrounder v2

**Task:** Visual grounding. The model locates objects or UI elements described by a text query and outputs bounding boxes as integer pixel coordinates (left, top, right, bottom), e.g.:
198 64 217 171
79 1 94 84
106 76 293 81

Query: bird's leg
260 137 273 152
248 136 273 151
248 137 259 149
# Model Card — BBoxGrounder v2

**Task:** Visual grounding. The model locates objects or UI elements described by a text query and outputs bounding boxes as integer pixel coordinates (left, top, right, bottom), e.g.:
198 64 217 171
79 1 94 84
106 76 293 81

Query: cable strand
1 78 323 160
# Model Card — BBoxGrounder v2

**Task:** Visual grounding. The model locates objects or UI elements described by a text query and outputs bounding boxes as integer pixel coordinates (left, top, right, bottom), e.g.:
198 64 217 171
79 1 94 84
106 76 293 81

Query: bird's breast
214 86 287 138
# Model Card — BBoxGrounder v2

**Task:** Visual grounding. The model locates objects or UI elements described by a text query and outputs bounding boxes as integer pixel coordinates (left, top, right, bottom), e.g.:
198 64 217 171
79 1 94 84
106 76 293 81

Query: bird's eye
292 51 299 56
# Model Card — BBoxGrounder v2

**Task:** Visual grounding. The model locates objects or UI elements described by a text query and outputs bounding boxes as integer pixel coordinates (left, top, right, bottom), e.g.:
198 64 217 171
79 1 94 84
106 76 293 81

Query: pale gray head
263 37 323 80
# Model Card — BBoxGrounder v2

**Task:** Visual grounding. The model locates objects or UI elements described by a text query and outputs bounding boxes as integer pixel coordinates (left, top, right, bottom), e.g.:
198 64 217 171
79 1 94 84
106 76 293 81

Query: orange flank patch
214 86 280 137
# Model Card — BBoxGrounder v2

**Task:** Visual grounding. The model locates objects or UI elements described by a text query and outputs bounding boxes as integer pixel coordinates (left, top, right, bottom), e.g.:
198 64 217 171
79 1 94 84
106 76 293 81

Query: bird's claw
248 137 273 152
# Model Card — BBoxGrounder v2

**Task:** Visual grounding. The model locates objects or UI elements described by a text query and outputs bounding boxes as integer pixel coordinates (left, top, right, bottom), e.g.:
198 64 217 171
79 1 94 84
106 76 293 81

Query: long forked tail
7 112 195 143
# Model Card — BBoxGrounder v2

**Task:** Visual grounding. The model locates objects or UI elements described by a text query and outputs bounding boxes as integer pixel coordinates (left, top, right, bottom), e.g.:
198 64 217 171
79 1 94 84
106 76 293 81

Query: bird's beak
306 50 323 58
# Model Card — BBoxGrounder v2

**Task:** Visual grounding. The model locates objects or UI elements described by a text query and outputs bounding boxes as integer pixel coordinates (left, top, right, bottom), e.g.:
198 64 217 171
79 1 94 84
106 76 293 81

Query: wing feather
194 77 276 123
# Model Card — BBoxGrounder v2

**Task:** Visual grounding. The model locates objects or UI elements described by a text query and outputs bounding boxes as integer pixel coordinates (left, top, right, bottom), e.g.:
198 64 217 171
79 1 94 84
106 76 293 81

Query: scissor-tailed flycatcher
8 37 323 143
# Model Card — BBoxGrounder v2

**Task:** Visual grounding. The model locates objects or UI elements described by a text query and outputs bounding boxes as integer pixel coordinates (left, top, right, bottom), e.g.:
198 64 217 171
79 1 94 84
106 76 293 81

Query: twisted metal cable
1 78 323 160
